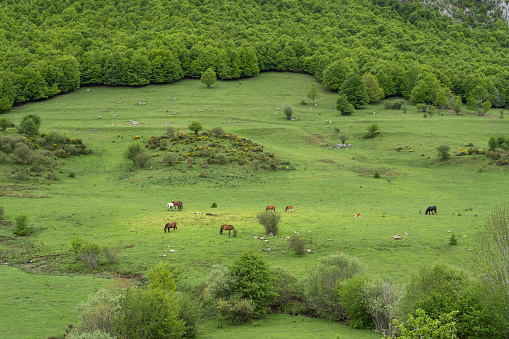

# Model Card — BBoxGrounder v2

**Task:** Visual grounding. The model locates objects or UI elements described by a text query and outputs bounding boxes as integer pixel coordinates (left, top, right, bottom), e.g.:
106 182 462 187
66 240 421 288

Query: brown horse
164 222 177 232
172 201 183 211
353 213 361 218
285 205 293 212
220 224 235 236
266 205 276 212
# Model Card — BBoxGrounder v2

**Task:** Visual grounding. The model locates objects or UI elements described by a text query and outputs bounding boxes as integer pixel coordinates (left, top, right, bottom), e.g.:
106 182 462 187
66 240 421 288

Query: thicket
2 0 509 115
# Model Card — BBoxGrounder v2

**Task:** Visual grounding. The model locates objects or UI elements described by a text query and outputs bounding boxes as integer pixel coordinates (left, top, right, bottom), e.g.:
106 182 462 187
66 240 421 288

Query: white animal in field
167 202 174 211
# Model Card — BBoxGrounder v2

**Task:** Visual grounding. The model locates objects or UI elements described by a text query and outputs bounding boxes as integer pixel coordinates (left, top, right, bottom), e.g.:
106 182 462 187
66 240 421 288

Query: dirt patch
301 134 326 144
0 185 49 198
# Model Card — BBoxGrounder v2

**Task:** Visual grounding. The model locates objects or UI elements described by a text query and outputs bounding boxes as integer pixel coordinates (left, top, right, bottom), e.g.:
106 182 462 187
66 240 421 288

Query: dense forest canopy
2 0 509 112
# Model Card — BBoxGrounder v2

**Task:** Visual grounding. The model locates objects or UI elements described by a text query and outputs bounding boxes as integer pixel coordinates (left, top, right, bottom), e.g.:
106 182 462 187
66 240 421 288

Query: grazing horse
266 205 276 212
425 206 437 215
172 201 183 211
164 222 177 232
220 224 235 236
285 205 293 212
353 213 361 218
167 202 174 211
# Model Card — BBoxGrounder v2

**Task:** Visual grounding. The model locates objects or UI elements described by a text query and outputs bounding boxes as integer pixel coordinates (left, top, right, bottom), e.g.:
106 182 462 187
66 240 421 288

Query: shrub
336 275 373 329
374 170 381 178
160 153 178 166
364 123 379 138
210 127 224 137
436 144 450 161
384 99 403 109
211 202 217 208
216 296 256 325
229 251 277 315
166 126 175 137
416 103 428 112
399 262 469 320
11 143 33 164
78 242 102 269
363 276 401 336
14 214 32 236
101 246 119 264
132 152 150 168
207 265 236 300
283 105 293 120
17 116 40 136
270 267 303 313
114 287 185 338
0 116 9 133
449 233 457 246
0 206 3 220
288 232 306 255
176 292 202 338
304 253 364 321
256 211 281 235
67 329 114 339
338 133 348 144
124 143 143 161
0 151 6 163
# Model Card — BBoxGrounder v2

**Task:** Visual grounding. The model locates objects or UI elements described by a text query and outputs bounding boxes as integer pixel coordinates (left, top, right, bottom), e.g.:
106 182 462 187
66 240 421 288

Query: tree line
2 0 509 114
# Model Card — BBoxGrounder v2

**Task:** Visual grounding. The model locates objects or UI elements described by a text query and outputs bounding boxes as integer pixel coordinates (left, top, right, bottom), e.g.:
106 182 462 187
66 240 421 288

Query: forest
2 0 509 113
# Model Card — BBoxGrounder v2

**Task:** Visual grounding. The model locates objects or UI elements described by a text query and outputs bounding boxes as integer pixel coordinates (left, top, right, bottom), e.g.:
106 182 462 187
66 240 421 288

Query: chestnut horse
353 213 361 218
266 205 276 212
164 222 177 232
172 201 183 211
220 224 235 236
425 206 437 215
285 205 293 212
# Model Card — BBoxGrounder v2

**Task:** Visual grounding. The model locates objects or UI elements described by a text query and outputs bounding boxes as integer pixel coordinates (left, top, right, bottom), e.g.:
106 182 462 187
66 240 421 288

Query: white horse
167 202 174 211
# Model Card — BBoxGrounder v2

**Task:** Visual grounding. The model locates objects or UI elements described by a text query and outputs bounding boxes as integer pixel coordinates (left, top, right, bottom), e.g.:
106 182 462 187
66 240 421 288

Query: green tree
14 214 33 236
229 251 277 315
467 85 491 116
0 72 15 112
188 120 203 135
475 206 509 290
411 73 442 105
391 309 458 339
436 144 450 161
307 82 320 105
341 72 369 108
362 73 384 103
17 117 39 136
127 50 151 86
200 67 217 88
336 94 355 115
0 116 10 133
453 96 463 115
322 58 355 92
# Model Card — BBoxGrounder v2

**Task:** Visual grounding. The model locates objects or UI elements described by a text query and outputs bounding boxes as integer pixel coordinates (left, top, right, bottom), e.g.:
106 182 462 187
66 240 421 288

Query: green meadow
1 72 508 338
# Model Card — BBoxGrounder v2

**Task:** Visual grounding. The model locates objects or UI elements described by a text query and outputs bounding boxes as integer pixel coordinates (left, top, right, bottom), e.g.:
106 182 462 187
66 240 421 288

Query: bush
304 253 364 321
436 144 450 161
391 309 458 339
283 105 294 120
101 246 119 264
211 202 217 208
176 292 202 338
288 232 306 255
270 267 303 313
364 123 379 138
384 99 403 109
160 153 178 166
67 329 115 339
399 262 469 320
0 117 9 133
17 116 40 136
449 233 457 246
207 265 236 300
336 275 373 329
0 206 4 220
210 127 224 137
166 126 175 137
11 143 33 164
256 211 281 235
14 214 32 236
229 251 277 315
363 276 401 336
124 143 143 161
374 170 381 178
132 152 150 168
216 296 256 325
78 242 102 269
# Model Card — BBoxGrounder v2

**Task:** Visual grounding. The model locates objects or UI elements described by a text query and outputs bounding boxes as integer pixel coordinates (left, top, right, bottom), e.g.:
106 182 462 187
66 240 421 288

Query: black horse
425 206 437 215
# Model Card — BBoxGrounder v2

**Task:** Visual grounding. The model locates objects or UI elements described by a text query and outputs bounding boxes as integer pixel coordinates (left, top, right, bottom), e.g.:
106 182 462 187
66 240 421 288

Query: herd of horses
163 202 437 235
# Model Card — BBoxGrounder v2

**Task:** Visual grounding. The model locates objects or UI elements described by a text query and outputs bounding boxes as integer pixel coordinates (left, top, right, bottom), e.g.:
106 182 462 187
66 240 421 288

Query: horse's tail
220 226 223 235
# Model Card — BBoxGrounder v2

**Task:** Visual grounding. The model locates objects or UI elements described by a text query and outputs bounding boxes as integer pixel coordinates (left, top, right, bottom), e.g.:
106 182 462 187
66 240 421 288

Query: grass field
1 72 508 338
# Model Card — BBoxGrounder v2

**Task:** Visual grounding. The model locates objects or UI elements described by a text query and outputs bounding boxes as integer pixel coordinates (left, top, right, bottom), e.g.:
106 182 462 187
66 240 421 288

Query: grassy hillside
1 72 508 337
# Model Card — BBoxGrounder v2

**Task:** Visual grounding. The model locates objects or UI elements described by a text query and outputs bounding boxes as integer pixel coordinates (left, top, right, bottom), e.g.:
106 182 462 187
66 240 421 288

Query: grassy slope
1 72 508 338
